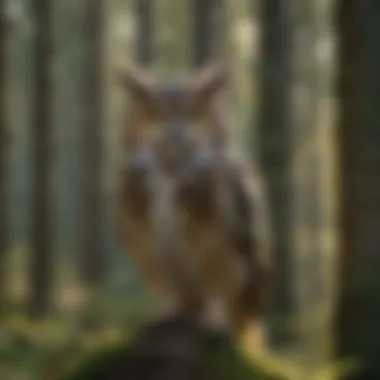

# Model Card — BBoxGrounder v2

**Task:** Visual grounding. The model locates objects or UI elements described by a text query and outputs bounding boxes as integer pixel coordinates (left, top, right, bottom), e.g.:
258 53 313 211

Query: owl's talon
242 321 268 355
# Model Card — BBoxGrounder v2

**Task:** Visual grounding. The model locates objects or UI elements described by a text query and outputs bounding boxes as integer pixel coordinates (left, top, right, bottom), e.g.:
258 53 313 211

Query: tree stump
62 314 287 380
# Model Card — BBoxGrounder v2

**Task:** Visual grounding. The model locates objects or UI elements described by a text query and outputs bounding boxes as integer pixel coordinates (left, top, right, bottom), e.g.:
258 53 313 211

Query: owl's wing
225 162 272 314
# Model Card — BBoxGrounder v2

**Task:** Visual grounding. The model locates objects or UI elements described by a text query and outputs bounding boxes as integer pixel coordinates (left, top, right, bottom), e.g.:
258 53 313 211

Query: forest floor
0 299 358 380
0 250 357 380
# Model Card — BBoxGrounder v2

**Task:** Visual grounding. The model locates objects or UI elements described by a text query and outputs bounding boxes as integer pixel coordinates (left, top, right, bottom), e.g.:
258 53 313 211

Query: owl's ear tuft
119 66 156 104
194 61 230 100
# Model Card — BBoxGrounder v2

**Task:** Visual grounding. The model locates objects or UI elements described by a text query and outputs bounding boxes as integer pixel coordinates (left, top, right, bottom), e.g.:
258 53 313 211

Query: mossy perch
61 315 290 380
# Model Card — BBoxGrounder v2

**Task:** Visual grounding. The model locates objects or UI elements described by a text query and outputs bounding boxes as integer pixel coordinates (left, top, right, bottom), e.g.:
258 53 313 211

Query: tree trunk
81 0 105 305
29 0 54 319
82 0 105 285
156 0 189 73
0 0 10 310
192 0 220 67
291 0 326 363
256 0 295 348
135 0 153 66
335 1 380 378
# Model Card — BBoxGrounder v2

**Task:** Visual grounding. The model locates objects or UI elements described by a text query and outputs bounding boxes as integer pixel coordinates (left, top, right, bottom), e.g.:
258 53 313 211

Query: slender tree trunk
135 0 153 66
156 0 189 73
0 0 9 308
192 0 220 67
335 1 380 379
291 0 326 362
81 0 105 292
257 0 295 348
29 0 54 319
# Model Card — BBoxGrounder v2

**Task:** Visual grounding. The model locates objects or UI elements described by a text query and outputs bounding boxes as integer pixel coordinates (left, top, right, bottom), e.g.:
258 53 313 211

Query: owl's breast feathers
117 159 271 301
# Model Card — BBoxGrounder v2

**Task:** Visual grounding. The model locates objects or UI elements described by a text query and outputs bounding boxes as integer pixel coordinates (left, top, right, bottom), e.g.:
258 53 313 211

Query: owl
117 63 272 346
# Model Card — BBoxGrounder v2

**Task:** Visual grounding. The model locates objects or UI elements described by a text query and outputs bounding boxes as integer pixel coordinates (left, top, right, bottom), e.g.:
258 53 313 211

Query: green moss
207 344 286 380
62 339 290 380
62 344 136 380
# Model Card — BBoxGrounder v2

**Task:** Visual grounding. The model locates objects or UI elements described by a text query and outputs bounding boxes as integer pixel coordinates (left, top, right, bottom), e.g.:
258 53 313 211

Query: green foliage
0 313 128 380
61 345 135 380
207 344 286 380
